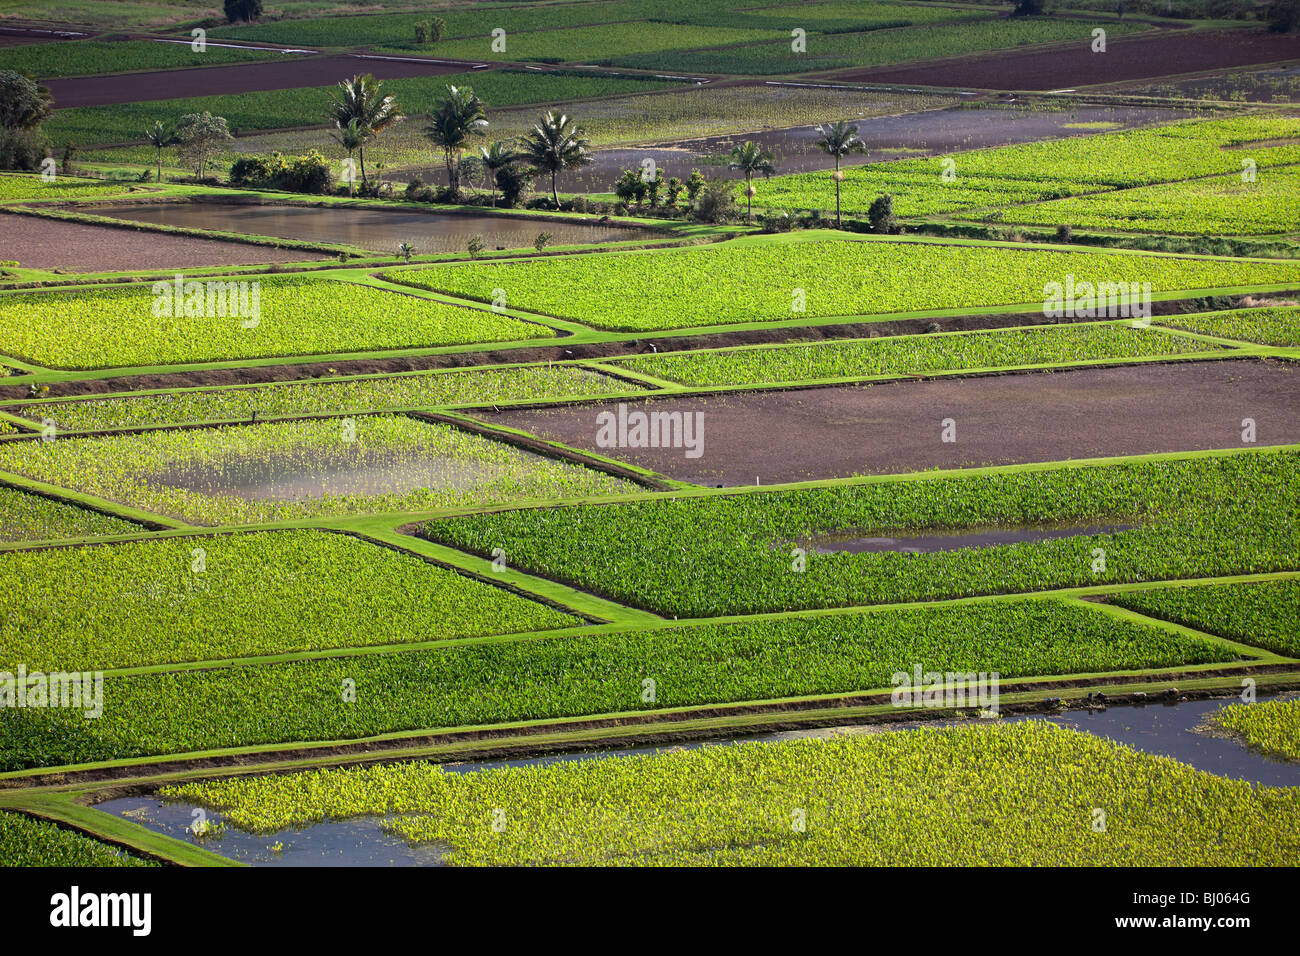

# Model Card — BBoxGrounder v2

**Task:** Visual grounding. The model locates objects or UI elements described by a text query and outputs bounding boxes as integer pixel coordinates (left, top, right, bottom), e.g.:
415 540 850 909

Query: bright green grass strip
1209 698 1300 763
1163 306 1300 347
393 234 1300 333
0 173 133 202
424 449 1300 617
0 530 576 672
0 415 636 526
0 39 284 79
161 721 1300 866
18 365 643 431
0 811 157 867
608 17 1149 74
752 115 1300 218
615 323 1216 386
0 276 551 370
983 167 1300 236
0 485 136 543
1109 579 1300 658
0 599 1231 770
43 70 683 148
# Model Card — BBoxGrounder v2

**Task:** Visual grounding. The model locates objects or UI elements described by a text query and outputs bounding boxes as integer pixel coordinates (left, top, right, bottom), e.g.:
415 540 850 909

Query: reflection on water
90 202 646 253
150 450 502 501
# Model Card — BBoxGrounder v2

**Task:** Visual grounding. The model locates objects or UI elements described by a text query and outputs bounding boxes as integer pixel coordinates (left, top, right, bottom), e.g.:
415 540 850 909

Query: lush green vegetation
424 450 1300 616
1209 698 1300 763
988 167 1300 236
161 722 1300 865
396 234 1300 332
1111 579 1300 658
0 415 636 525
0 39 284 79
45 71 683 148
608 18 1149 74
0 530 577 672
0 485 137 543
1162 307 1300 347
616 323 1217 386
753 116 1300 219
0 599 1231 770
0 812 156 867
421 22 778 64
0 277 551 370
0 174 140 202
15 365 642 431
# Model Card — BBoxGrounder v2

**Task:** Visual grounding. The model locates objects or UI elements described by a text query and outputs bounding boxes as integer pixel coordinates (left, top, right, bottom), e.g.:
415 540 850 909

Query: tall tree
814 120 866 228
424 85 487 199
144 120 175 183
331 117 365 196
175 111 232 179
478 140 518 208
328 74 403 187
516 111 592 209
0 71 52 131
727 140 776 223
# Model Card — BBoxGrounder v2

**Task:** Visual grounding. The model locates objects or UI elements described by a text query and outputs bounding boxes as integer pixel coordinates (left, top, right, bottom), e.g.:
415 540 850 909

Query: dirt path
480 359 1300 485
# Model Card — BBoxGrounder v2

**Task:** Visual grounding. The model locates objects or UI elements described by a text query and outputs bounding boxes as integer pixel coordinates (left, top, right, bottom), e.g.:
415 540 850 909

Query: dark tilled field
480 359 1300 485
45 52 485 108
0 212 327 271
832 30 1300 92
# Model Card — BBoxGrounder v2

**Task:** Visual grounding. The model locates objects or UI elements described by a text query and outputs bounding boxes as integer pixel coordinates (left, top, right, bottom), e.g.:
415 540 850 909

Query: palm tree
814 120 866 228
727 141 776 223
331 117 365 197
424 85 487 200
516 111 592 209
328 74 403 187
145 121 175 183
478 140 517 208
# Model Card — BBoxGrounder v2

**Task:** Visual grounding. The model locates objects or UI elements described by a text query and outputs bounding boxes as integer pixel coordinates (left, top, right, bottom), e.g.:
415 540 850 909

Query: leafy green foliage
161 722 1300 865
1210 698 1300 763
1110 579 1300 658
0 812 156 867
0 599 1229 769
0 173 133 201
0 39 281 80
423 450 1300 616
394 234 1300 332
616 323 1217 386
0 530 576 671
0 415 637 525
0 485 136 542
1162 307 1300 347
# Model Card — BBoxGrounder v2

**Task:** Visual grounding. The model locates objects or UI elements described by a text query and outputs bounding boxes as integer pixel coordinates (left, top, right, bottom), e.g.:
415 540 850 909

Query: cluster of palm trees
327 74 593 208
727 119 867 227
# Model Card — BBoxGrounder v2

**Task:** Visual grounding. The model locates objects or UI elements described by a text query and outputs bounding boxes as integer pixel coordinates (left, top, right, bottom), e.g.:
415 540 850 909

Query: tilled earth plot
481 359 1300 485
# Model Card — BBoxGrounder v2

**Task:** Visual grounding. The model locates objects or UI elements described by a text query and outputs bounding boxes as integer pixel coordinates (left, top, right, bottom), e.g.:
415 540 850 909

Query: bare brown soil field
478 359 1300 485
0 212 327 272
44 52 485 108
830 30 1300 92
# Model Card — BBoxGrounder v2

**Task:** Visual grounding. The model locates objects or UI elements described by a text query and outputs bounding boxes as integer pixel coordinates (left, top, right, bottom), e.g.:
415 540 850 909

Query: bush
1055 224 1073 243
1268 0 1299 31
691 179 736 223
867 194 898 234
759 209 794 233
224 0 263 23
495 165 532 208
229 151 332 194
0 128 47 171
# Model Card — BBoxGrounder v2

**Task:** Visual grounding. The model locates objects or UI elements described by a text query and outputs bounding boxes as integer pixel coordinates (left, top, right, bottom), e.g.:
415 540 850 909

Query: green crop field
393 234 1300 332
0 174 143 202
614 322 1219 386
0 599 1233 770
0 812 156 867
1209 698 1300 763
424 449 1300 616
161 721 1300 866
10 365 642 430
0 485 137 542
0 39 285 79
0 530 577 672
1161 306 1300 346
1110 579 1300 658
0 277 552 369
0 414 637 525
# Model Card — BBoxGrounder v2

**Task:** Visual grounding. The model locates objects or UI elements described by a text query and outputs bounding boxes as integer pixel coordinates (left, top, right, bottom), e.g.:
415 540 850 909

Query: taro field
0 0 1298 897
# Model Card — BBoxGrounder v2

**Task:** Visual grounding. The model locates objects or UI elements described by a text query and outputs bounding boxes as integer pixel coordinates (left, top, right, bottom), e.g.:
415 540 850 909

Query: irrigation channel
97 696 1300 867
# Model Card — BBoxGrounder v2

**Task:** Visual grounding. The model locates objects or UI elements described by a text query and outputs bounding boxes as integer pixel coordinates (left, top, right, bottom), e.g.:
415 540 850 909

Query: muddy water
798 523 1136 555
394 104 1194 194
89 202 647 253
99 697 1297 866
150 451 502 502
